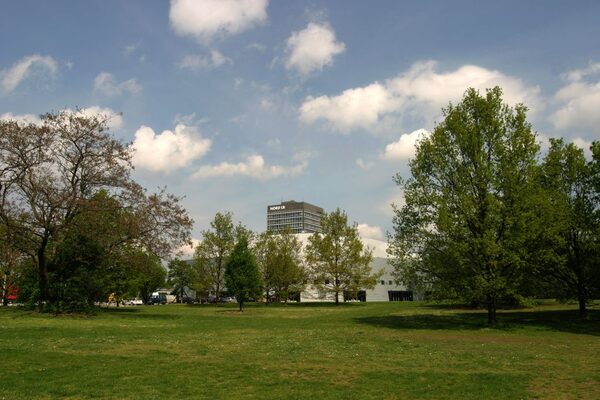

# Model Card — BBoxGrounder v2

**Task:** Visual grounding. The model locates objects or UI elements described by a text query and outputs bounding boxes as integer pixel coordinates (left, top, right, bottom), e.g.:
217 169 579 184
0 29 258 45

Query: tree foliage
193 212 250 301
168 259 197 303
537 139 600 317
224 236 262 311
0 110 191 311
305 209 378 304
255 229 306 303
389 87 542 325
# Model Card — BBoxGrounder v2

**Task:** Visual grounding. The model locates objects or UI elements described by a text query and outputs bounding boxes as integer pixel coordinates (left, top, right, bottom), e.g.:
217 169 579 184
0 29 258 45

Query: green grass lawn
1 302 599 399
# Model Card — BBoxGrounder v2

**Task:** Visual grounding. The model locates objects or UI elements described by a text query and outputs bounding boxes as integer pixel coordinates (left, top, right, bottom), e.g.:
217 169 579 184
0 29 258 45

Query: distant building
267 200 324 234
300 257 420 303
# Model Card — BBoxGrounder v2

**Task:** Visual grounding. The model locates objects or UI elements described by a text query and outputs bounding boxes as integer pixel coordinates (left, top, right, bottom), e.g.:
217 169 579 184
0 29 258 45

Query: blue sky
1 0 599 251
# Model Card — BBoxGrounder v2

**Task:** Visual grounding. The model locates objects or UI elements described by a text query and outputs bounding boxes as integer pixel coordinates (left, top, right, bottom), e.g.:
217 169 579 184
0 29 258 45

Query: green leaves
305 209 379 303
224 236 262 311
390 87 541 323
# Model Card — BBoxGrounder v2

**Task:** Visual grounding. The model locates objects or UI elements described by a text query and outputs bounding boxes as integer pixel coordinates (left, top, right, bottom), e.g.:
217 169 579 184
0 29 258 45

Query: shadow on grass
355 309 600 336
184 302 366 309
99 307 182 320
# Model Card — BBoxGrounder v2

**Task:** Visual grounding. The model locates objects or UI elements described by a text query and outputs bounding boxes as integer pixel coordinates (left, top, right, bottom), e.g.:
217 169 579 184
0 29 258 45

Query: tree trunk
239 299 243 312
334 291 339 305
37 242 49 310
577 280 587 319
1 275 7 306
487 295 497 326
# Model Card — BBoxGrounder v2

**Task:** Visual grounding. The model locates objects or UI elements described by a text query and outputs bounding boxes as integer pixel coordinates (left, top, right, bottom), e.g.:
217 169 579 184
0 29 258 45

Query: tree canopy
224 236 262 311
389 87 543 325
0 110 191 311
255 229 306 303
537 138 600 317
305 209 379 304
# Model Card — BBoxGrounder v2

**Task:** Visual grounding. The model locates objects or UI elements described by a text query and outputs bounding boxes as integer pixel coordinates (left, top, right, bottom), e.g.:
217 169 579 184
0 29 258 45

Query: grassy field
0 302 599 399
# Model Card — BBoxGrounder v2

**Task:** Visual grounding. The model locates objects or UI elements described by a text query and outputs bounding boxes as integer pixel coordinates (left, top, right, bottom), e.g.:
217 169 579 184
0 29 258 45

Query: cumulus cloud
169 0 268 43
550 63 600 134
74 106 123 129
0 54 58 94
192 154 307 181
300 83 399 132
178 50 232 70
357 223 384 241
176 238 201 258
285 22 345 76
383 128 429 160
93 72 142 97
132 124 212 172
299 60 541 133
1 107 122 130
0 112 41 124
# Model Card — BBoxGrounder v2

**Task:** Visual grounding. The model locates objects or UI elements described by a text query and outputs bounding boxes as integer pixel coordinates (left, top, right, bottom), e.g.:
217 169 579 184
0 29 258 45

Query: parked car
220 296 236 303
149 294 167 305
180 296 195 304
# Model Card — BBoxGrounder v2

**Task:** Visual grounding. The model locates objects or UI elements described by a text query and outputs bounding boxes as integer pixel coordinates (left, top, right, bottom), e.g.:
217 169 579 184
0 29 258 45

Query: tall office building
267 200 324 234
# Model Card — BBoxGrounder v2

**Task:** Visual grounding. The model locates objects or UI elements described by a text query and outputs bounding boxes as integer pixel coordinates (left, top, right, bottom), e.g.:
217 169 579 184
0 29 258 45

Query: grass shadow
355 309 600 336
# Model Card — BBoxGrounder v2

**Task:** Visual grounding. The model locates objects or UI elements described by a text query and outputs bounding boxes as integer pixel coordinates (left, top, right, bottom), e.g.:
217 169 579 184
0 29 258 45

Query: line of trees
388 87 600 325
0 110 192 312
174 209 381 310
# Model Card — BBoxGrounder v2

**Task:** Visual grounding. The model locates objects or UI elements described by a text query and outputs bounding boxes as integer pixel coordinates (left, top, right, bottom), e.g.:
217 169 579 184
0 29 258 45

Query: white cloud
0 54 58 94
383 128 429 160
356 158 374 170
572 137 593 152
0 112 41 124
563 62 600 82
550 63 600 134
176 238 201 258
285 22 345 76
300 83 399 132
299 60 541 133
132 124 212 172
169 0 268 43
357 223 384 241
1 107 122 130
178 50 232 70
93 72 142 97
192 154 307 181
74 106 123 130
379 188 405 217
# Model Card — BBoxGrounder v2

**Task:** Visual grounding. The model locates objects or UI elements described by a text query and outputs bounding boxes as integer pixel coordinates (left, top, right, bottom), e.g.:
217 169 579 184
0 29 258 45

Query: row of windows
381 280 395 285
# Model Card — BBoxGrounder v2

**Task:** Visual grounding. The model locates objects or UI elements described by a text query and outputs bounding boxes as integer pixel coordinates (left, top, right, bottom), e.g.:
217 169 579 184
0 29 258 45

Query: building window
389 280 393 285
380 280 385 285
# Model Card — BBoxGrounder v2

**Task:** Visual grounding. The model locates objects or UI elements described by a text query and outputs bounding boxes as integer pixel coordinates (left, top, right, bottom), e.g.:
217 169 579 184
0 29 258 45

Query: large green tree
168 259 197 303
389 87 542 325
224 236 262 311
305 209 379 304
193 212 250 302
0 111 192 310
538 139 600 318
255 229 306 303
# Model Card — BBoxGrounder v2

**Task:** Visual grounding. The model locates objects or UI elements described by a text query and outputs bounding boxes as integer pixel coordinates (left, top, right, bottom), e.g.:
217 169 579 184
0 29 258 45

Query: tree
127 250 166 304
255 229 306 303
0 111 192 310
168 259 197 303
193 212 250 302
538 139 600 318
224 236 262 311
305 209 379 304
388 87 542 325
